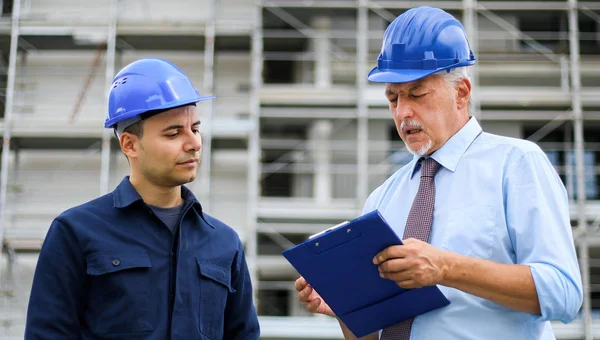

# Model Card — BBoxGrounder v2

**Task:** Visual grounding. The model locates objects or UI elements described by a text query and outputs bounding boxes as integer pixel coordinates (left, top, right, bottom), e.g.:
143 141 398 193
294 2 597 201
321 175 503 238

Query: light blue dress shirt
363 117 583 340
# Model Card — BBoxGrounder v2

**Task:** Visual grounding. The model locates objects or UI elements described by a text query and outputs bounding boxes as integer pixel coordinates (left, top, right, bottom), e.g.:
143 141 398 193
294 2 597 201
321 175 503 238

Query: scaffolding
0 0 598 339
249 0 600 338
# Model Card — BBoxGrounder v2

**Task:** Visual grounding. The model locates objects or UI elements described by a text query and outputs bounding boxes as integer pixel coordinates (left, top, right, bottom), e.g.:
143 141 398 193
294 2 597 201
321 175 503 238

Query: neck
129 174 183 208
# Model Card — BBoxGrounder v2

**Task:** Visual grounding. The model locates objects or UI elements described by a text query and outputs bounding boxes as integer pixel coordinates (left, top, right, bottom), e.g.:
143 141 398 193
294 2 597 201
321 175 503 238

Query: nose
184 129 202 152
393 99 415 121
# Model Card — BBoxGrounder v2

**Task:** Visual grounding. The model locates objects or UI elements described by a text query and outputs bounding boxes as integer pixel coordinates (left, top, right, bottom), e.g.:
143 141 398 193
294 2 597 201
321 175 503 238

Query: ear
455 77 471 111
120 132 140 160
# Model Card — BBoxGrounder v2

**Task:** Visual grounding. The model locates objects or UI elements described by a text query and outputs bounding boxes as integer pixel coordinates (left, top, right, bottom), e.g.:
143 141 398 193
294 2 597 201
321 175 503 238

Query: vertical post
311 16 332 88
199 0 217 211
462 0 480 119
309 120 332 204
560 55 570 91
247 0 264 306
356 0 369 208
100 0 118 195
0 0 21 257
568 1 591 339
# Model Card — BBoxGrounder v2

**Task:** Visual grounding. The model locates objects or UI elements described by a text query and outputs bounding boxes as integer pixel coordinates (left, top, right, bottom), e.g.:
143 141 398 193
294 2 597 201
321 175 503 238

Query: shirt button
112 259 120 266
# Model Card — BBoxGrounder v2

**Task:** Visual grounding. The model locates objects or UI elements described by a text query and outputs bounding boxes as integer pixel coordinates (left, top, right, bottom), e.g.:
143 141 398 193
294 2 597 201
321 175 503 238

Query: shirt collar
410 116 482 178
113 176 203 214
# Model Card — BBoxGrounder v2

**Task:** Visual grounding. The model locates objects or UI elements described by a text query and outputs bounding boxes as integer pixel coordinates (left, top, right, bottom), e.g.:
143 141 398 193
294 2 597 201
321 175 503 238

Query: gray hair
441 67 473 115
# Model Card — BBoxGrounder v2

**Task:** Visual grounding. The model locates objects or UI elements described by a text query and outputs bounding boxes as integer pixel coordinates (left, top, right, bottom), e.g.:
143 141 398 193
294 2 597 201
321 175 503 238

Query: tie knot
420 157 441 178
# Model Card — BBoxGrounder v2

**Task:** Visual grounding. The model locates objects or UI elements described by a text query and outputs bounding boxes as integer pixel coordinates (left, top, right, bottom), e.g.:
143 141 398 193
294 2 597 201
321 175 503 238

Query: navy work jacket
24 177 260 340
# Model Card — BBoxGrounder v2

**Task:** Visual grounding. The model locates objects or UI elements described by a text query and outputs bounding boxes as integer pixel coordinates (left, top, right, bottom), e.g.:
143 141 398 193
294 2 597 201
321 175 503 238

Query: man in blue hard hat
296 6 582 339
24 58 260 339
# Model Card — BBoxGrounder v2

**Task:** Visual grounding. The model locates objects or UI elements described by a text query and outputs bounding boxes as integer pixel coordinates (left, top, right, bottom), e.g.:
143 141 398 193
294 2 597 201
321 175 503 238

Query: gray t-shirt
149 203 185 235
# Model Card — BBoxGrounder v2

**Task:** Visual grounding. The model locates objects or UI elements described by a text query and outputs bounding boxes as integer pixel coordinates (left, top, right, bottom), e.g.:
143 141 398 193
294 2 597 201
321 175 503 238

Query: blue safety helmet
367 6 476 83
104 58 214 133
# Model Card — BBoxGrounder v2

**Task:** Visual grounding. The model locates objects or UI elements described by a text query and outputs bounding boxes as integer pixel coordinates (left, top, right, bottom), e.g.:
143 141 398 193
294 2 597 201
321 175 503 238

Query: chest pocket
197 258 236 339
86 250 153 336
442 206 497 259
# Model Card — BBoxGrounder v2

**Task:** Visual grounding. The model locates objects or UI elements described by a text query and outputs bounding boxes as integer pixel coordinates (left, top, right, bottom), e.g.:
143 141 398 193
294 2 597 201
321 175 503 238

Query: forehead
385 74 442 94
147 105 198 124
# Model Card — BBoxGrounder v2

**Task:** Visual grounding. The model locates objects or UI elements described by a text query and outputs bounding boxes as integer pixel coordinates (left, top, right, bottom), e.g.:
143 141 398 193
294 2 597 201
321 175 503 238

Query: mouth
177 159 199 165
403 127 423 135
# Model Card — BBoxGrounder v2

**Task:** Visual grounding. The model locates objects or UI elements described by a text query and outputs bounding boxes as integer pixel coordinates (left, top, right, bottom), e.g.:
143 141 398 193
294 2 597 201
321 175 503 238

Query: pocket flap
197 259 235 293
87 251 152 276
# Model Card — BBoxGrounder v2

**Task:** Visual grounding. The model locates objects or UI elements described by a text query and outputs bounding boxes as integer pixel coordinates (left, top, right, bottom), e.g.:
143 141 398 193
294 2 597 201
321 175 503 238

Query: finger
379 267 411 282
373 245 408 264
402 238 420 246
306 297 322 313
294 276 307 292
393 278 419 289
297 285 313 302
307 287 322 301
377 258 411 273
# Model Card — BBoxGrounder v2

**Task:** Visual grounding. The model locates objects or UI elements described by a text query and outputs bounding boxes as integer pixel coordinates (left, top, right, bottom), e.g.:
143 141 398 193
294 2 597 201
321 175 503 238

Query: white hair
441 67 472 115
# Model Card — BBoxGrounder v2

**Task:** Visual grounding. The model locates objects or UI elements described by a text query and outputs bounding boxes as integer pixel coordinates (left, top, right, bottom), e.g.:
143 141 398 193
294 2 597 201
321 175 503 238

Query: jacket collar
112 176 203 215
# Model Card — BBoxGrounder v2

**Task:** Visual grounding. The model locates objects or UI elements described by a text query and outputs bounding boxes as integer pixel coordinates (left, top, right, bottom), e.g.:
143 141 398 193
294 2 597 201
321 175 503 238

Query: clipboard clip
309 221 350 240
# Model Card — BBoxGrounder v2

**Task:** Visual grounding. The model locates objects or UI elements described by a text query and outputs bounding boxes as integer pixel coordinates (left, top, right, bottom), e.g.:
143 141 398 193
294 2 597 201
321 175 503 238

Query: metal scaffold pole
0 0 22 258
199 0 217 211
100 0 118 195
462 0 480 119
247 0 264 305
356 0 369 207
568 0 591 338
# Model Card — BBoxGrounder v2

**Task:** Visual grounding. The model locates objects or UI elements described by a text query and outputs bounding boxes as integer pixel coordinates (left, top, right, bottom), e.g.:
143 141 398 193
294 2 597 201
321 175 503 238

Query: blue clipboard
282 209 450 338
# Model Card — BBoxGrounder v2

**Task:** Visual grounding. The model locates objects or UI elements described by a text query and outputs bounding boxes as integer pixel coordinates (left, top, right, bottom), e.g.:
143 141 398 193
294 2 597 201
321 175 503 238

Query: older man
296 6 583 340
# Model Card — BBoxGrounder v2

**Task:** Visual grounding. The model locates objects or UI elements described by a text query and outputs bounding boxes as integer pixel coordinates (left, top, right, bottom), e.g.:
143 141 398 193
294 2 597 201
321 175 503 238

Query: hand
294 276 335 317
373 238 450 289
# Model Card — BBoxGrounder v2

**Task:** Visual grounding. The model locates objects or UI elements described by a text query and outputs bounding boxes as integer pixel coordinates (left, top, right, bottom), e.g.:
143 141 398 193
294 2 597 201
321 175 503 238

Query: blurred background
0 0 599 339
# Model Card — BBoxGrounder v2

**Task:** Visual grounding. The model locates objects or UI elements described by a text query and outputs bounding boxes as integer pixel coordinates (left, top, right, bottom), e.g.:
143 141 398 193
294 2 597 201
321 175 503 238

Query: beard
140 161 199 188
405 139 432 156
400 119 433 156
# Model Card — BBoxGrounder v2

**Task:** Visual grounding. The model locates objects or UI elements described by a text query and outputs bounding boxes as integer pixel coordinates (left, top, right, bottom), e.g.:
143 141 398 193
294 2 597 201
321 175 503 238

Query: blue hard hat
367 6 476 83
104 58 214 130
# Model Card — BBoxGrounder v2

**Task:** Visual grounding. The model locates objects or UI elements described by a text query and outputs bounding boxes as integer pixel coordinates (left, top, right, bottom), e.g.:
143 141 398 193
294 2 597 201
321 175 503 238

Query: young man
295 6 583 340
25 58 260 339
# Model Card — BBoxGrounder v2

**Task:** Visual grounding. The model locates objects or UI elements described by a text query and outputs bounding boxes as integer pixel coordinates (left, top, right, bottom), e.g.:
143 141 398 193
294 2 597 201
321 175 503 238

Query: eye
410 93 427 99
192 129 200 134
166 133 178 138
388 96 398 104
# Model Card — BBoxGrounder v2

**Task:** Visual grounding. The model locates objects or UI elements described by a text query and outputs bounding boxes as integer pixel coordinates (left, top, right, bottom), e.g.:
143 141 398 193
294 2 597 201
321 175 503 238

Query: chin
405 140 433 156
165 175 195 187
178 176 196 185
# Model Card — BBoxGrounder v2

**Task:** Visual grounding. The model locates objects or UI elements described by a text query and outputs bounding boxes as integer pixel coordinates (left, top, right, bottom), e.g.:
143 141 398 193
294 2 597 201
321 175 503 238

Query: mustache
400 120 423 130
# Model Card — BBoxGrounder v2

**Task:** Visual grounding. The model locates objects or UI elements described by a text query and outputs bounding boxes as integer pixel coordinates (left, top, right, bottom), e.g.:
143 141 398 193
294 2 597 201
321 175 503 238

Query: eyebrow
161 120 201 132
409 84 423 92
385 84 424 97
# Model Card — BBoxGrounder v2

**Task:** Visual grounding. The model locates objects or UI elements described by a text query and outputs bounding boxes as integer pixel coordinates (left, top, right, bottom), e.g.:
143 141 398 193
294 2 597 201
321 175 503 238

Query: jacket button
112 259 120 266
